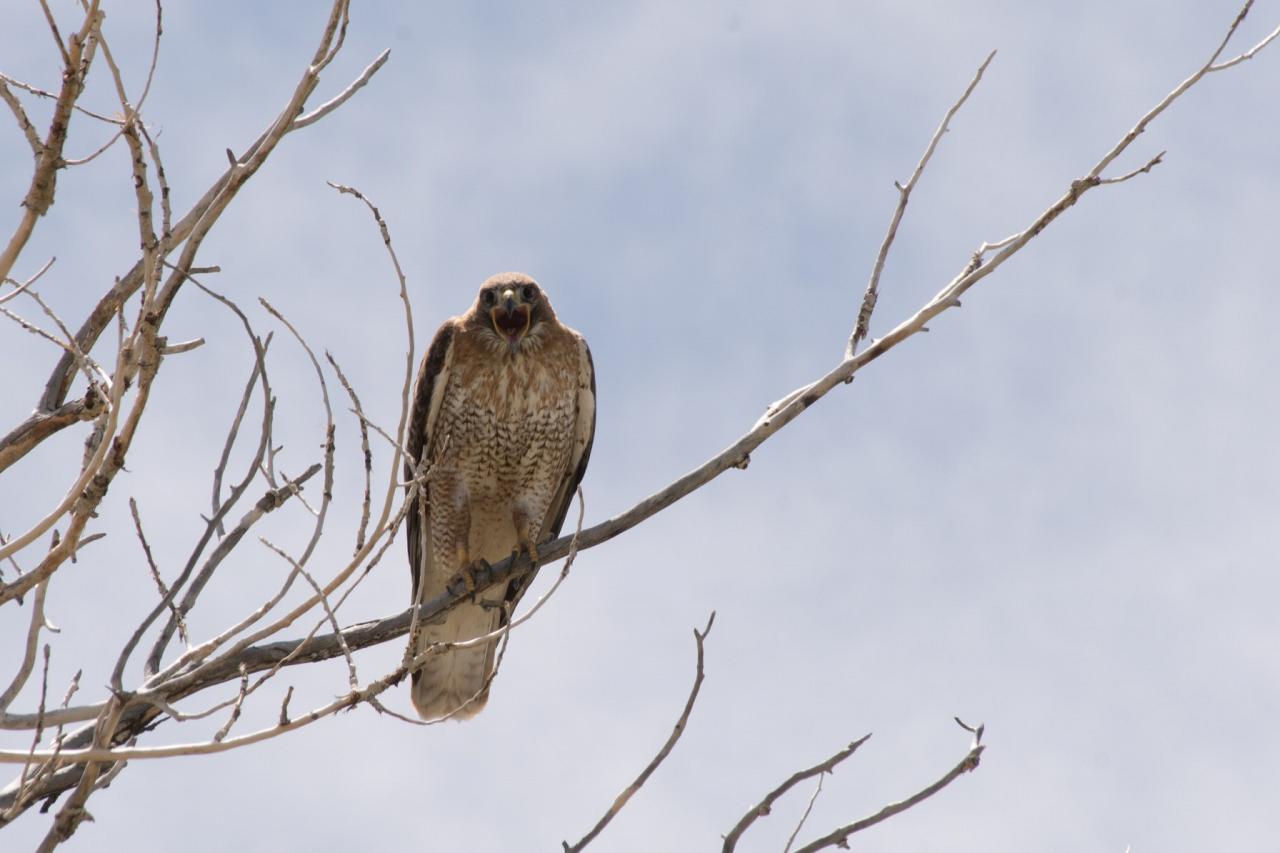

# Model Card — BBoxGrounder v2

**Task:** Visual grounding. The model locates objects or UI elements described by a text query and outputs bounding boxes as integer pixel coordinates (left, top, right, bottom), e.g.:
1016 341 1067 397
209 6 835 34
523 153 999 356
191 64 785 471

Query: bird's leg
440 481 480 598
448 555 503 609
511 506 540 566
450 539 478 596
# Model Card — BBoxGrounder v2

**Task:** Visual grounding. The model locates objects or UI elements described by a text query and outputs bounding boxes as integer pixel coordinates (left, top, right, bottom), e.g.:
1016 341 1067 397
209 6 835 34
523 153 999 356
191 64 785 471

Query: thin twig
261 538 358 688
0 72 122 125
0 0 101 285
139 123 172 243
211 666 249 743
4 1 1274 820
292 49 391 130
0 256 56 306
38 689 123 851
0 80 43 156
37 0 71 67
128 497 188 656
783 774 825 853
848 50 996 355
325 352 372 554
0 581 51 714
791 721 985 853
142 464 322 681
62 0 163 168
1096 151 1166 185
157 176 419 688
1 644 52 822
159 338 204 355
722 734 872 852
1089 0 1261 181
278 686 294 726
210 330 273 538
0 304 108 388
563 612 715 853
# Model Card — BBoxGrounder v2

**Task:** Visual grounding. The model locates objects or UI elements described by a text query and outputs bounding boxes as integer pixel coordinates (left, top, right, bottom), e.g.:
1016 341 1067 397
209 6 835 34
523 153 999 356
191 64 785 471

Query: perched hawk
405 272 595 720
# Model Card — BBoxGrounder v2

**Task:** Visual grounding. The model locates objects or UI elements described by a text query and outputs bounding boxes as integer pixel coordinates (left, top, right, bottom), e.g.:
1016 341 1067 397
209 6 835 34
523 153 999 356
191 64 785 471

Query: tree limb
564 612 715 852
722 734 872 852
791 722 985 853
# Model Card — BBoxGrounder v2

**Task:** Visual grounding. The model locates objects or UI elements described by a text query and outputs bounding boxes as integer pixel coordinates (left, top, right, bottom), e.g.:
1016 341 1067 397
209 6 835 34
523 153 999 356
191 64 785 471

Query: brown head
468 272 558 355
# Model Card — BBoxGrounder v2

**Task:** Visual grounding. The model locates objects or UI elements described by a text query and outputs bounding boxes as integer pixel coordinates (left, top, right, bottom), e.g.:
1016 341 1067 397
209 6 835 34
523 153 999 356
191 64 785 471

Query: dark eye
481 289 496 307
521 284 538 302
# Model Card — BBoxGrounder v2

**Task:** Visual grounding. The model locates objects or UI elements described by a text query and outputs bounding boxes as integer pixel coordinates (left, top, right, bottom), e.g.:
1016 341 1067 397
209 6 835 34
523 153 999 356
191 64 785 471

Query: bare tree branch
23 0 383 431
0 2 101 285
128 498 187 656
564 612 715 853
0 80 43 157
849 49 995 355
791 721 985 853
292 49 390 130
722 734 872 852
0 582 52 715
326 352 373 554
783 773 825 853
1 645 53 824
0 388 104 475
0 0 1274 837
0 256 56 306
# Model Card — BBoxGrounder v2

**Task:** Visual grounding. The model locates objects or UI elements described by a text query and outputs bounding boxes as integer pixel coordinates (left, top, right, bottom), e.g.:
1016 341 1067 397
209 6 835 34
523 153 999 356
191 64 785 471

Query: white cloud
2 1 1278 850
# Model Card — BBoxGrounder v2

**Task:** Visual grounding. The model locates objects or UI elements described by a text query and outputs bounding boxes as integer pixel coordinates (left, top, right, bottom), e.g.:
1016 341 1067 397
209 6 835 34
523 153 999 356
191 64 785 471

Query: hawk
405 272 595 720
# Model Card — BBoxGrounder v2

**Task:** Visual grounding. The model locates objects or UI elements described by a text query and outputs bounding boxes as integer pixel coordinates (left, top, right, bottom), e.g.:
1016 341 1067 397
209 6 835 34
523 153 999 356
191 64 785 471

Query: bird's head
472 272 554 355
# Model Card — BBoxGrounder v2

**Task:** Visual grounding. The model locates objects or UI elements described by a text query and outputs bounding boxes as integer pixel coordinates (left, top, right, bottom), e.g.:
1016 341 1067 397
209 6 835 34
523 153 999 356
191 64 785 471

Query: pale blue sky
2 2 1278 850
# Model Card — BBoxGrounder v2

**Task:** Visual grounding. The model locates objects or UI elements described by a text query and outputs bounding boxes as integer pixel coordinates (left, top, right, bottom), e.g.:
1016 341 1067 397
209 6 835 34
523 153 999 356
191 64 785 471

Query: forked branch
722 733 872 852
791 720 985 853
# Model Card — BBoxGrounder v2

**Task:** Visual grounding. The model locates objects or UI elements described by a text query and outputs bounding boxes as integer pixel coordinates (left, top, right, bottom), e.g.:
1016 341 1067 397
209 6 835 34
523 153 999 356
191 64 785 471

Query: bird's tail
409 598 502 721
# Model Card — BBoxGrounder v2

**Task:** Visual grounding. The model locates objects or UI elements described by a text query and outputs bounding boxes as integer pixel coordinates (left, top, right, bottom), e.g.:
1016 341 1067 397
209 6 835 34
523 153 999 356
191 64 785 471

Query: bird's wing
405 319 457 601
502 332 596 619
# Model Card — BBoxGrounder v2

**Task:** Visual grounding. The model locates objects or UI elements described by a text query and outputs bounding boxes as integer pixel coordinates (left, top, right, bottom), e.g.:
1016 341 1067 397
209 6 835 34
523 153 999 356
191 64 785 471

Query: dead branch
210 332 273 537
0 388 103 475
293 49 391 130
2 0 386 461
849 50 996 355
0 582 52 715
1 645 53 824
326 352 373 554
0 0 1274 839
0 256 55 306
0 0 379 609
790 721 986 853
783 775 824 853
564 612 715 853
0 2 101 286
0 79 42 156
128 498 188 657
722 734 872 852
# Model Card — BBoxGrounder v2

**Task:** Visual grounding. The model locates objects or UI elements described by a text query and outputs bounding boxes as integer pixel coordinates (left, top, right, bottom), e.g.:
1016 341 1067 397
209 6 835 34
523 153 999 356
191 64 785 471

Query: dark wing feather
501 336 597 619
405 320 456 600
544 339 596 539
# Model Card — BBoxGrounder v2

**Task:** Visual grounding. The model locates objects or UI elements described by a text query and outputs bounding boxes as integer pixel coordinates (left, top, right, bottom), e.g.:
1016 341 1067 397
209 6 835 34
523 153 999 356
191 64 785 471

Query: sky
1 1 1278 851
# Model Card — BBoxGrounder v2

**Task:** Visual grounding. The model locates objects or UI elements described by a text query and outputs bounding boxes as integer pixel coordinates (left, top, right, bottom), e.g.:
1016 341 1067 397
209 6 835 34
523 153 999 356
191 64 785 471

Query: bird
404 272 595 720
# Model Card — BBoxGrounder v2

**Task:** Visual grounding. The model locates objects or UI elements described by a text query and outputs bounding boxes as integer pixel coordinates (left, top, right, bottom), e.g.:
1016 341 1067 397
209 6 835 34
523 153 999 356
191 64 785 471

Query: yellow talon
447 569 477 596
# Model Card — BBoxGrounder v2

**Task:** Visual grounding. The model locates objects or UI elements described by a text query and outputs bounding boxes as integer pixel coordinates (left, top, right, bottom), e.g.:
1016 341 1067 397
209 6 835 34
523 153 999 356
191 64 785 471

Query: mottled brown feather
500 340 596 623
403 274 595 718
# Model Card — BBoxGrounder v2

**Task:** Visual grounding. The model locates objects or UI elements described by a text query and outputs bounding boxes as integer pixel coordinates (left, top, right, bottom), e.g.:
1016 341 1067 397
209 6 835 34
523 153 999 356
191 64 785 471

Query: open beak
490 298 531 352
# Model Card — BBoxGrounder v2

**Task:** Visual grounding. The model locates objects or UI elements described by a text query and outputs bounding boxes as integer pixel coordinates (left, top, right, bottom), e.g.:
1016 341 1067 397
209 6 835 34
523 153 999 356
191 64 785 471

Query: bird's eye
481 290 496 307
521 284 538 302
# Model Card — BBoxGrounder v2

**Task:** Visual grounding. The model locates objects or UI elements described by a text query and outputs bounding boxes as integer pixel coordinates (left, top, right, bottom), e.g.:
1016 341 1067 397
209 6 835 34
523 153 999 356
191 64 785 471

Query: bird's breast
438 345 578 499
